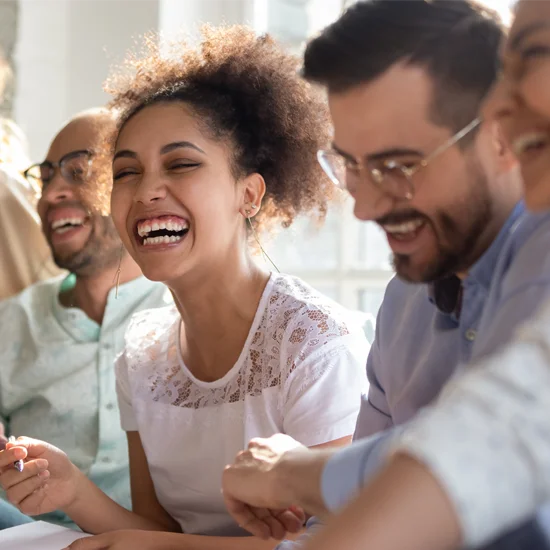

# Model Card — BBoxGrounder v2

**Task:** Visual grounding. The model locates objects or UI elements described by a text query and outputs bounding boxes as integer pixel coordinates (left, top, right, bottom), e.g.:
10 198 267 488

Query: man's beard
53 216 121 275
391 164 493 284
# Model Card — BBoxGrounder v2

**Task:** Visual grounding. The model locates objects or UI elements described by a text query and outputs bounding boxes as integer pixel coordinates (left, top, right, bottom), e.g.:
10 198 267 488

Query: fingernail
36 459 48 469
13 449 25 459
38 470 50 479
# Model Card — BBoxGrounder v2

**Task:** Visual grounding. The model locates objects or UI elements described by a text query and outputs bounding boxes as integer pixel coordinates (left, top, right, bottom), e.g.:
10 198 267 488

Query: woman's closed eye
113 167 140 182
165 160 201 173
112 160 201 182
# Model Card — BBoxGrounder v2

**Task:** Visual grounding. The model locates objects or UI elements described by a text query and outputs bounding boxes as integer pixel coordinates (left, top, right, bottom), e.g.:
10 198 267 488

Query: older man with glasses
0 108 170 530
222 1 550 549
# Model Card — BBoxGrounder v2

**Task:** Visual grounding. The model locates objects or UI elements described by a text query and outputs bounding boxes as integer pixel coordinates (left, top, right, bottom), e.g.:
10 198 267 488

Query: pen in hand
8 436 25 472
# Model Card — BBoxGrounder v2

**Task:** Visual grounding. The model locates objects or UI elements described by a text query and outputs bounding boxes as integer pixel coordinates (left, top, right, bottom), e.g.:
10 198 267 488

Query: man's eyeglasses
23 150 93 187
317 118 481 201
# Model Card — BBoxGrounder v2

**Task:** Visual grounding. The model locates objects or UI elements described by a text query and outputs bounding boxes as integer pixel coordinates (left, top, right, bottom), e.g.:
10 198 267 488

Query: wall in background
0 0 17 118
15 0 159 160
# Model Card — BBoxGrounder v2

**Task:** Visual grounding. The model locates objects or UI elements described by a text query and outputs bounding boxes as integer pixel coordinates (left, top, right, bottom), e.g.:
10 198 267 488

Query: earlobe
241 173 266 216
242 203 258 218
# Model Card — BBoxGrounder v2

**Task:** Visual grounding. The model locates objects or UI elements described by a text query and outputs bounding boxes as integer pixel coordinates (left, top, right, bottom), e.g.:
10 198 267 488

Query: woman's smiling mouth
135 215 190 248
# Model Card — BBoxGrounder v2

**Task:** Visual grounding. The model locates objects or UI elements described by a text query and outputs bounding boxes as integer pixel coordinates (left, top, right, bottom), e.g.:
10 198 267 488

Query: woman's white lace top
116 273 368 536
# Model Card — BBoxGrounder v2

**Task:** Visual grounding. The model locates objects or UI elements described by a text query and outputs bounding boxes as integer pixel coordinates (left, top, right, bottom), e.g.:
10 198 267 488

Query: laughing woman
0 26 367 550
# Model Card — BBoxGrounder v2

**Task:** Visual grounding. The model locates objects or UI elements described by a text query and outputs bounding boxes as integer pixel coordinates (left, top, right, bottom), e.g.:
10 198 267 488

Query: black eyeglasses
23 150 93 187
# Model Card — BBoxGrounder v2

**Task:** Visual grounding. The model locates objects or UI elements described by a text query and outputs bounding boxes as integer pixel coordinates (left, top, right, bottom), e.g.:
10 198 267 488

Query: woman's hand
0 436 82 516
64 530 173 550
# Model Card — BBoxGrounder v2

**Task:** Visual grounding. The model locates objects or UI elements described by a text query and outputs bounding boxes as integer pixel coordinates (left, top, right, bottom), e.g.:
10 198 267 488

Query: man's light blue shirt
0 274 171 525
278 203 550 548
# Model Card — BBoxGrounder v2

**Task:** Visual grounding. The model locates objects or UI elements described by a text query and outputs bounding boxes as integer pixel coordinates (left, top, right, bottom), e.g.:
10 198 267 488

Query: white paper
0 520 90 549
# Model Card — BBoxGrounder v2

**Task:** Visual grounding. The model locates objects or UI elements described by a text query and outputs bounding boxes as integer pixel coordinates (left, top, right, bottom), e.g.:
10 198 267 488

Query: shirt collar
428 201 525 316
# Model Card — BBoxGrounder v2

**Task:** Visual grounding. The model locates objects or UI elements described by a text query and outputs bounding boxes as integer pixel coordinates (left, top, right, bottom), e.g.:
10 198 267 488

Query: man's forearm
275 448 334 518
302 453 461 550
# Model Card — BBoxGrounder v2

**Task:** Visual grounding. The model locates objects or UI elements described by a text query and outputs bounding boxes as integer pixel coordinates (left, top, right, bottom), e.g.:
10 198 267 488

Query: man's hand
224 434 305 508
222 434 330 539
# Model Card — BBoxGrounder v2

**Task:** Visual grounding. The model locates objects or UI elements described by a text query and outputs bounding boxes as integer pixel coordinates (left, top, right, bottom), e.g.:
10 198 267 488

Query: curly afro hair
94 25 333 234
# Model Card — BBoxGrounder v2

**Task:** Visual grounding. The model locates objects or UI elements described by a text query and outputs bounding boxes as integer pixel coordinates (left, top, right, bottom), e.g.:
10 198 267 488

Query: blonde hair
0 118 30 174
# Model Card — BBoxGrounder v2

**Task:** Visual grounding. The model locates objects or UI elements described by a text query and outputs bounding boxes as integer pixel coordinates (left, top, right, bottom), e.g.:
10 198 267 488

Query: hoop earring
245 206 280 273
113 245 124 298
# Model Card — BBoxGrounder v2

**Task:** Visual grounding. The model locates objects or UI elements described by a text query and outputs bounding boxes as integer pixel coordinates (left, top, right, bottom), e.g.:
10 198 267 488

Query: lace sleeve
280 307 368 446
115 351 138 432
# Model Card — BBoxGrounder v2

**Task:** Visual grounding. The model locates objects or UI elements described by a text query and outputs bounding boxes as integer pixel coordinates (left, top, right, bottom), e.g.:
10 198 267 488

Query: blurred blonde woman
0 57 60 300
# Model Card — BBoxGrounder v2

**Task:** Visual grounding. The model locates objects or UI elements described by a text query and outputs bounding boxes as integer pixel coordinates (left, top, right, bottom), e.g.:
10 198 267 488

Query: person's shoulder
501 210 550 287
123 302 180 363
267 273 366 343
0 275 65 315
126 303 179 340
0 276 66 353
509 209 550 249
377 274 427 315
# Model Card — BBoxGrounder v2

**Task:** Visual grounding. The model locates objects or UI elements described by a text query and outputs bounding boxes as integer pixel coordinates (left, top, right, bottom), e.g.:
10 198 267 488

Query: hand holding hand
223 434 308 539
0 437 82 516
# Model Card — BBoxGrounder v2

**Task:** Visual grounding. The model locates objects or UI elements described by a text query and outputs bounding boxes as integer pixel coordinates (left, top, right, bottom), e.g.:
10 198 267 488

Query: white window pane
357 222 392 270
267 211 340 271
358 288 385 342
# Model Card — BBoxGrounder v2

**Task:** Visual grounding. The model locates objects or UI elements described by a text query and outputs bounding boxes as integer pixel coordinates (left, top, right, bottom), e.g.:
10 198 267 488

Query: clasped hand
222 434 307 540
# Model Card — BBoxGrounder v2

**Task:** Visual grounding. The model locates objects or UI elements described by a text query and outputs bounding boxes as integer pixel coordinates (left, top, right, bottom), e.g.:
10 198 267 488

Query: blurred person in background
0 54 60 301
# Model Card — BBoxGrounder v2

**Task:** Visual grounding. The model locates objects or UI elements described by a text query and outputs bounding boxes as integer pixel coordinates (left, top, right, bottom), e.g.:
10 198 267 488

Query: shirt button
105 403 115 410
465 329 477 342
102 343 112 350
101 457 111 464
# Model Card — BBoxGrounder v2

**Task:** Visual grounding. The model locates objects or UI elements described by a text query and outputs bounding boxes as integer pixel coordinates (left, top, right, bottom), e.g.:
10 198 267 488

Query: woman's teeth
143 235 184 246
137 218 188 237
136 216 190 247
